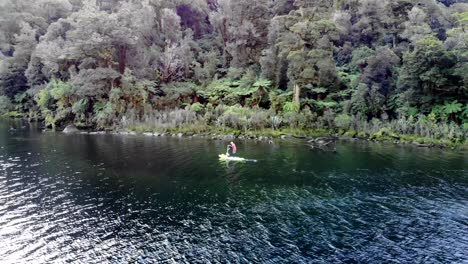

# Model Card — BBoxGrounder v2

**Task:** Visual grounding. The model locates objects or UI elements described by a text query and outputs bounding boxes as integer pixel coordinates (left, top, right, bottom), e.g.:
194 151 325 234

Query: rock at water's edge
63 125 79 134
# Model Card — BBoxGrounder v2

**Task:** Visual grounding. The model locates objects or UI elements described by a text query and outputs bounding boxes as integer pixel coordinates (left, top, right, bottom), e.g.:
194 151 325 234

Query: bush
283 112 300 129
94 102 116 129
249 109 270 130
190 102 204 113
271 115 282 130
35 89 52 111
334 114 353 130
283 102 300 113
344 130 358 137
44 111 57 129
0 96 12 114
269 91 292 112
72 98 89 115
72 98 89 123
322 109 336 128
169 109 198 128
463 123 468 131
217 105 250 130
49 80 74 102
301 107 318 129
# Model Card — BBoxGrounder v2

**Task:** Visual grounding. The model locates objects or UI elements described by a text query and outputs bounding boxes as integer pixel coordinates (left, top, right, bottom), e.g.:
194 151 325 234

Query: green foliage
121 70 156 104
44 111 57 129
463 123 468 131
203 79 236 104
216 105 250 131
94 102 116 129
190 102 204 113
35 89 52 111
431 101 466 122
203 75 269 106
408 107 419 117
109 88 123 103
270 115 282 130
33 80 78 127
0 96 12 114
283 102 300 113
350 47 376 71
269 91 292 112
443 100 463 115
72 98 89 118
14 93 28 104
462 106 468 123
371 128 400 141
253 79 272 89
49 80 74 102
338 69 360 89
334 114 353 130
315 100 338 109
398 35 461 99
303 99 338 113
12 92 35 115
350 83 369 116
121 106 466 146
452 12 468 24
311 87 327 94
160 82 198 107
344 130 358 138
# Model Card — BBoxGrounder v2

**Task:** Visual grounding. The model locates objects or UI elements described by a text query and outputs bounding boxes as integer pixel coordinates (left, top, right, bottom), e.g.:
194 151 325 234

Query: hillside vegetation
0 0 466 144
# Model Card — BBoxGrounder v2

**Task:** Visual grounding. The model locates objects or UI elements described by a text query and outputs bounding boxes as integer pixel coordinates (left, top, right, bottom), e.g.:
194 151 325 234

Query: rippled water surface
0 119 467 263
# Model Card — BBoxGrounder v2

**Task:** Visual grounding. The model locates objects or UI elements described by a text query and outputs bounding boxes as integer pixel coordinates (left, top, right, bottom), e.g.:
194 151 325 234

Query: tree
209 0 270 69
351 0 394 46
269 2 339 104
260 17 290 88
280 16 338 103
400 7 432 45
157 9 198 83
360 47 400 97
0 22 37 97
70 68 120 98
398 35 461 99
445 12 468 89
349 47 400 117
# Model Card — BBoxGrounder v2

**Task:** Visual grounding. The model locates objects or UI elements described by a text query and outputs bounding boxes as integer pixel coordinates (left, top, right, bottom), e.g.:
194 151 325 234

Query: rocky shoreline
61 125 466 150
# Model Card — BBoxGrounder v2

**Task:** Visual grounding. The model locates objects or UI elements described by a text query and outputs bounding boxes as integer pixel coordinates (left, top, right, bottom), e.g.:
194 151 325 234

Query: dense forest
0 0 467 144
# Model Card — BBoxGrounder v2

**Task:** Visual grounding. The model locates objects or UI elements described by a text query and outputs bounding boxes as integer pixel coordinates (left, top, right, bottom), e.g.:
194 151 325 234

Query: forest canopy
0 0 466 140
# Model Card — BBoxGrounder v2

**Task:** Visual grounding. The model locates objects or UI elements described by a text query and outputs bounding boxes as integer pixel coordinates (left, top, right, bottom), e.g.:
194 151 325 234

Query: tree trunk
118 46 127 74
294 84 301 105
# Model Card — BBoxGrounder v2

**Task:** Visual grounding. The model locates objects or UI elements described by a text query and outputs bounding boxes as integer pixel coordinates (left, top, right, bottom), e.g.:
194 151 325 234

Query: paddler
226 141 237 157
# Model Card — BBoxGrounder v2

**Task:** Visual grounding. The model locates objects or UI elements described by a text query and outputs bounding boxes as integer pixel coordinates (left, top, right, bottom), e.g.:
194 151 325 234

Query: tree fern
443 100 463 115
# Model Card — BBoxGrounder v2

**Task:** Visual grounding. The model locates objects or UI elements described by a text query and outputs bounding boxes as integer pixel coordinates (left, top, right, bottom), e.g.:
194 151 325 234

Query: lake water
0 119 467 263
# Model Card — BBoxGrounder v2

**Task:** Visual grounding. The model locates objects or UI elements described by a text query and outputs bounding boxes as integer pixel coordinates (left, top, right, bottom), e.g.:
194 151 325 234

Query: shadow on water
0 119 467 263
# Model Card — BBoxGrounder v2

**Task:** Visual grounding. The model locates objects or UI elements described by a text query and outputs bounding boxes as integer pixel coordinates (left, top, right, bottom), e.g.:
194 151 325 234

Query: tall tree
398 35 461 99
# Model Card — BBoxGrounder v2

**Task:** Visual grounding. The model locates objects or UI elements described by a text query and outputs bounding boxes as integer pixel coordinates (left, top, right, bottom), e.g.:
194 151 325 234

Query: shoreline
5 117 466 150
122 123 467 149
74 126 466 150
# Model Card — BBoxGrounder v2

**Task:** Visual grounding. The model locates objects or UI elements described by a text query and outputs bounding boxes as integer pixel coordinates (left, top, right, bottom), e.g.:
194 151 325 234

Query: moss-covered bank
123 123 466 149
5 105 466 149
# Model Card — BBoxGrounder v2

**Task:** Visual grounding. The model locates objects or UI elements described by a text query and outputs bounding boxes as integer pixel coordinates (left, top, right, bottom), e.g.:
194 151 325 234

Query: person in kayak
226 141 237 156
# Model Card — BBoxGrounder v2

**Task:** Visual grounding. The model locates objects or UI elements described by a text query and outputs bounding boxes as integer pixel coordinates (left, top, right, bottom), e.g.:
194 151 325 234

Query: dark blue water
0 119 467 263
